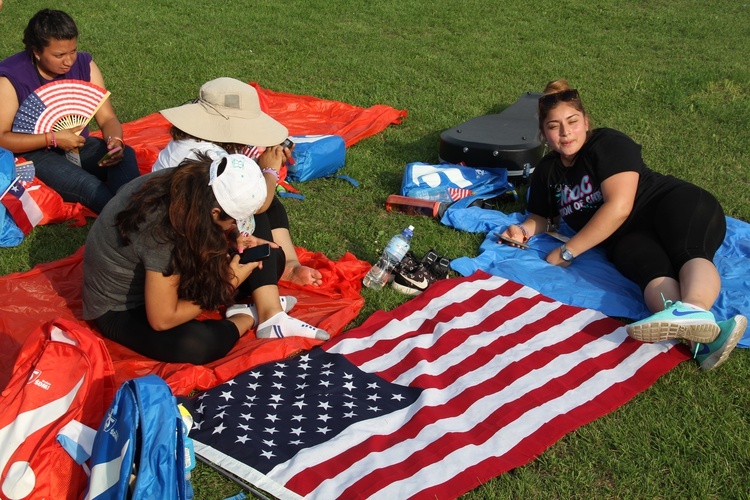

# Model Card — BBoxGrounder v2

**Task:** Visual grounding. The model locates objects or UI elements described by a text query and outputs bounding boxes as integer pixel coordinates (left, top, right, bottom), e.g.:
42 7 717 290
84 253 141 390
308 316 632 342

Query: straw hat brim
160 103 289 147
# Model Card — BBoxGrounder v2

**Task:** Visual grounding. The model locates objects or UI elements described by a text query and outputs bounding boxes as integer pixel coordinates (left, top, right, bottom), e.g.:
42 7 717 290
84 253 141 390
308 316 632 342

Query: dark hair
537 79 588 135
23 9 78 55
116 153 237 311
169 125 245 154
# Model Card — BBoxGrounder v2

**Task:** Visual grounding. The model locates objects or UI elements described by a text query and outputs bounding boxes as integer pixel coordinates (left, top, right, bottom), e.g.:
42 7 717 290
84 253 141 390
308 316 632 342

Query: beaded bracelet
518 224 529 242
261 168 280 182
50 131 57 149
44 132 50 149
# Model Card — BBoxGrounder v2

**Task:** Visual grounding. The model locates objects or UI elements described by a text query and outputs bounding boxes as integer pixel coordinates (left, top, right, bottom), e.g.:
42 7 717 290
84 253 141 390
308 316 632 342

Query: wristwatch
560 245 574 262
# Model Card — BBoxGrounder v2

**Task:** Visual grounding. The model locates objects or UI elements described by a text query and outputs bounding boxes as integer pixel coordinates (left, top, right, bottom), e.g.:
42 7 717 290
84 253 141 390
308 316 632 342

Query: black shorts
608 183 725 291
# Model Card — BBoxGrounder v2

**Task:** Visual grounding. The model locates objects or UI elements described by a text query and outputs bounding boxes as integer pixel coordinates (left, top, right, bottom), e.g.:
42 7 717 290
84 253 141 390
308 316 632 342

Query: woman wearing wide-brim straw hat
153 77 324 288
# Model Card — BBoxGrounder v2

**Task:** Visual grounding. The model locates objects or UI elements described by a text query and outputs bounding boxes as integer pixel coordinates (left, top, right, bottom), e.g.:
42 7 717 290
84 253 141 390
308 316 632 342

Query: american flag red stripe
241 145 262 160
447 187 473 201
35 81 109 132
10 80 109 134
187 272 688 499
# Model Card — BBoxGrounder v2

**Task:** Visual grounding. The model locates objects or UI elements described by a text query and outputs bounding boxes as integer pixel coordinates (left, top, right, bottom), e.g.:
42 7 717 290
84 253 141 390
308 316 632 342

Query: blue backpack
85 375 194 500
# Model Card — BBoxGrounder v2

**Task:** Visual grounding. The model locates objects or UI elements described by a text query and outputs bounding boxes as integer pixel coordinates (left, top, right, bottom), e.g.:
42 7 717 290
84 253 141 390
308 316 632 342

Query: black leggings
609 183 725 291
238 196 287 295
94 305 240 364
93 196 291 364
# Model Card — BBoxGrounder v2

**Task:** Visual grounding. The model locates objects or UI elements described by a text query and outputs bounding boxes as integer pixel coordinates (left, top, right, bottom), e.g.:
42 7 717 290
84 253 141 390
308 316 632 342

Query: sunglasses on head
538 89 579 108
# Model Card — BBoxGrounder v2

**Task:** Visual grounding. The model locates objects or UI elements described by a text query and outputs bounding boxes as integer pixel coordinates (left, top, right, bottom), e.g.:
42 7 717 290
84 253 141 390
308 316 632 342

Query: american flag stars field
185 349 421 473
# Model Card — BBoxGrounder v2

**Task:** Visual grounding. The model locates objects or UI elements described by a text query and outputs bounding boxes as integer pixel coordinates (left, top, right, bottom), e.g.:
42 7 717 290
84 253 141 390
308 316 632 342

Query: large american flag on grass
183 271 688 499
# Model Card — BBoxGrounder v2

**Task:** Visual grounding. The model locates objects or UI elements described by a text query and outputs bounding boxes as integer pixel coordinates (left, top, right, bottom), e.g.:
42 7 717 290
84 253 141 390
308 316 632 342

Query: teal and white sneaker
693 315 747 371
626 301 720 343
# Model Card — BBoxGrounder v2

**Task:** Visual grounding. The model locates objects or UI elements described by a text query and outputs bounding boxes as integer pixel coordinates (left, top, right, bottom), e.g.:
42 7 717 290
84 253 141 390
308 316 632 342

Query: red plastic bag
0 246 369 397
24 177 88 226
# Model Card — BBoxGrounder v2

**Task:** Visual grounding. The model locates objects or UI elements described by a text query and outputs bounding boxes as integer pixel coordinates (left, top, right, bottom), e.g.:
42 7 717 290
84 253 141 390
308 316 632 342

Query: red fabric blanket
0 246 370 396
29 81 407 220
105 82 408 175
2 84 405 395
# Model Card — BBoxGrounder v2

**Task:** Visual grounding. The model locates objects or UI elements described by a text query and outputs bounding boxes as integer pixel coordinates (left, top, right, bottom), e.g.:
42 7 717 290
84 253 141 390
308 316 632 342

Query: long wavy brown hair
116 154 236 311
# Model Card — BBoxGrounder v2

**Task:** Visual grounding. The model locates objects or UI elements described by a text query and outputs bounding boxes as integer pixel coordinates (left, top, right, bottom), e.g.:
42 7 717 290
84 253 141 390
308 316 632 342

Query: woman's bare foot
281 264 323 286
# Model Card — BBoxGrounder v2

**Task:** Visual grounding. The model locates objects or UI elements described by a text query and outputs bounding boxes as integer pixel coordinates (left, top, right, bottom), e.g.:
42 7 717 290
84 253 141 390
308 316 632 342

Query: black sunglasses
538 89 579 108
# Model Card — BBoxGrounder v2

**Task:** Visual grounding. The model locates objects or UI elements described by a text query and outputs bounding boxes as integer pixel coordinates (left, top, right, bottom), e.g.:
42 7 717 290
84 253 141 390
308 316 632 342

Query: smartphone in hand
98 145 122 164
239 243 271 263
495 233 530 249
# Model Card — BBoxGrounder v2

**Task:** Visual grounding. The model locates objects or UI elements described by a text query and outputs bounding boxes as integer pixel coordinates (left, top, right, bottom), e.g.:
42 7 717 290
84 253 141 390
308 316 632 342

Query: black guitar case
438 92 545 182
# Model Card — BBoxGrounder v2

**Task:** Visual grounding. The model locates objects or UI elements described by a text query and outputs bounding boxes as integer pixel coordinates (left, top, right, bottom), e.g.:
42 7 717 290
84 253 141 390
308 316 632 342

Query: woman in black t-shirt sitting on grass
497 79 745 371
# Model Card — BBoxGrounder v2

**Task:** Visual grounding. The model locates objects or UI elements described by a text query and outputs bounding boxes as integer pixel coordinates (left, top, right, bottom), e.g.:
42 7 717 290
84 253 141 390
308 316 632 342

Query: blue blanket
444 206 750 348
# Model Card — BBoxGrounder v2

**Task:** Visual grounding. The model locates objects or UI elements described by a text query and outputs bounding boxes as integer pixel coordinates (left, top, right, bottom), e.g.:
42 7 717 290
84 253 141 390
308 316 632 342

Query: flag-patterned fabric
183 272 688 499
447 187 473 201
11 80 109 134
13 159 35 183
241 145 262 160
1 177 43 234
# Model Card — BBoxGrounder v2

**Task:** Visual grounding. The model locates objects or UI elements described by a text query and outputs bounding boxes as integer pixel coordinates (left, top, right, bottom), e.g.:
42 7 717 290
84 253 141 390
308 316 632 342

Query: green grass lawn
1 0 749 498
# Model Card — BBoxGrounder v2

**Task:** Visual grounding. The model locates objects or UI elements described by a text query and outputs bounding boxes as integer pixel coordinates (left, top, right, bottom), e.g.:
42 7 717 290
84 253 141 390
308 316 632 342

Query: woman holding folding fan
0 8 139 214
497 79 746 371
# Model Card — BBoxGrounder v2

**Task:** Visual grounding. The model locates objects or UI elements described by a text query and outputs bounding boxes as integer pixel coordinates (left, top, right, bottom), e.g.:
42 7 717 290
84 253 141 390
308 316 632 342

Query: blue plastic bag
401 161 511 199
0 148 24 247
401 161 512 209
287 135 346 182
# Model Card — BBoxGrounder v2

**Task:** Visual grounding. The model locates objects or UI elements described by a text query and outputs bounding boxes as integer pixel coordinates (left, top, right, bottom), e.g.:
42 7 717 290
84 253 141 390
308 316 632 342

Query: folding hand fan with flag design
11 79 110 134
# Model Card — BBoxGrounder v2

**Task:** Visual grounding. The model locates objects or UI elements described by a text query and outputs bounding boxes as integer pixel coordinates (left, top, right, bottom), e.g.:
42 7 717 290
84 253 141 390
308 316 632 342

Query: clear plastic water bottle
409 187 456 203
362 225 414 290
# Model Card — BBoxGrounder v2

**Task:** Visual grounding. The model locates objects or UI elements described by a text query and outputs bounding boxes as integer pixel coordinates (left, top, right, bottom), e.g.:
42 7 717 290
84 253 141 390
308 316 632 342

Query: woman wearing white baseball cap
153 77 324 288
82 153 328 365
